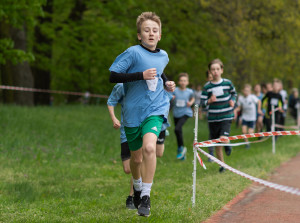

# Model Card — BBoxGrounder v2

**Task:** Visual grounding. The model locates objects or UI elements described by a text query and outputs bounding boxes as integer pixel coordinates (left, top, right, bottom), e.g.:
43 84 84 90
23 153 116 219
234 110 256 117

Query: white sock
133 177 142 191
141 182 152 198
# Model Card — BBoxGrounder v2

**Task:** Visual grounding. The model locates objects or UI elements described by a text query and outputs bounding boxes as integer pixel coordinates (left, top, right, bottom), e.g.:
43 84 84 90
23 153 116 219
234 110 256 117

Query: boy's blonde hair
136 12 161 34
244 84 252 90
208 58 224 70
273 78 282 84
178 72 189 80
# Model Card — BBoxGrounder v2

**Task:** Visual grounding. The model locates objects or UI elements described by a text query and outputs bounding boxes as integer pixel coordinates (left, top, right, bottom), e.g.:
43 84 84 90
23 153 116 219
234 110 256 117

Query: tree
0 0 45 105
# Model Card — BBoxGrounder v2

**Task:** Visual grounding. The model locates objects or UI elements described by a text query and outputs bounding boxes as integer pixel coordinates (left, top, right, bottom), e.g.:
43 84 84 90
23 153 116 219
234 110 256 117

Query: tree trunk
0 21 14 103
11 25 34 106
0 23 34 105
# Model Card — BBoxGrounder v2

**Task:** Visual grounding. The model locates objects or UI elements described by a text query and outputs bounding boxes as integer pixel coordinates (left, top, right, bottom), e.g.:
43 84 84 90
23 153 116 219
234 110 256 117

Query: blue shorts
242 120 255 129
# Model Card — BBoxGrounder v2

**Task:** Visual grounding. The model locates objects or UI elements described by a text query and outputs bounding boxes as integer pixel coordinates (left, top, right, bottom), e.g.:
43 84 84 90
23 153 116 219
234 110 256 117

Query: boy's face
207 72 213 81
273 82 280 93
243 87 251 96
178 76 189 88
254 85 261 93
266 83 273 92
137 20 161 51
209 63 223 81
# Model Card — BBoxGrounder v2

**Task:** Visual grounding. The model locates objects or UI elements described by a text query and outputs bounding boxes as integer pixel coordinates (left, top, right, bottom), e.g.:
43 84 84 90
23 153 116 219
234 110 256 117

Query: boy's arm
109 71 143 83
278 95 284 112
187 97 195 107
257 100 263 115
161 73 168 84
107 105 121 129
229 82 237 107
200 87 207 106
110 68 159 83
234 105 241 120
161 72 176 92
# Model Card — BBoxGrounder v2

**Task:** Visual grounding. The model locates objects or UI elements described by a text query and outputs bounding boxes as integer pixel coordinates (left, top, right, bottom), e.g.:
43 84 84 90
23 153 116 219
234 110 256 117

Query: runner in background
235 84 263 149
253 83 265 133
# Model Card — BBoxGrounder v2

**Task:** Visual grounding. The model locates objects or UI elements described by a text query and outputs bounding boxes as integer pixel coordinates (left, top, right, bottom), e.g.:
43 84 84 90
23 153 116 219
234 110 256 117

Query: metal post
297 103 300 129
271 105 276 154
192 104 199 207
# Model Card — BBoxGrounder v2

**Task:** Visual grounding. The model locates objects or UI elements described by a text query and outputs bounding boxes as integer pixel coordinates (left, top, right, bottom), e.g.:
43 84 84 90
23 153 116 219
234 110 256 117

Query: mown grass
0 105 299 222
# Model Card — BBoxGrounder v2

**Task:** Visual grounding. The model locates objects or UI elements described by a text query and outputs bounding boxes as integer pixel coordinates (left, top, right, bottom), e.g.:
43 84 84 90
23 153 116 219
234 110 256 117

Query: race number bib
146 78 158 92
176 99 186 107
212 86 224 96
270 98 279 106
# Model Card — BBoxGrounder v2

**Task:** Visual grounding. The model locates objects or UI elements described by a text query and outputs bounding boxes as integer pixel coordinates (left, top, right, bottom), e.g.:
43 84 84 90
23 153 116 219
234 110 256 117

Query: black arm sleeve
109 71 144 83
161 72 169 86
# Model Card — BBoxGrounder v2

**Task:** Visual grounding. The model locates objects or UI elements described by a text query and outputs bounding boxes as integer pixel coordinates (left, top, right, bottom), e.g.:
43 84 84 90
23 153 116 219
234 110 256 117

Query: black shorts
121 142 131 161
156 130 166 145
209 120 232 140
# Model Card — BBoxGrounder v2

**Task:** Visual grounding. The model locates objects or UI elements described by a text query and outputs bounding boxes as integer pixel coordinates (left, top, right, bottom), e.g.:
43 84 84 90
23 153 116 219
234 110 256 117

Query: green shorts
124 116 164 151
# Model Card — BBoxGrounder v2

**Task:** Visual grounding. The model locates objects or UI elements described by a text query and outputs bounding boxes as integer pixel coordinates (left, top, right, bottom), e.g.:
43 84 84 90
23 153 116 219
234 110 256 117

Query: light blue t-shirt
107 83 127 143
109 45 170 127
172 87 194 118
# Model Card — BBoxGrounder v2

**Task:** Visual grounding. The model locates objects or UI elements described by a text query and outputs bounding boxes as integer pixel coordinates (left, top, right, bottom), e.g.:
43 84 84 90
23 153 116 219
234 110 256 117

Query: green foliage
0 38 36 65
0 0 45 65
1 0 300 95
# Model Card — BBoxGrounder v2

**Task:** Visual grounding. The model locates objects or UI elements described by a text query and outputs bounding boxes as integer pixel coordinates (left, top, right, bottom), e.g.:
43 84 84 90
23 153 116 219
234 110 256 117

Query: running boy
107 83 135 209
253 83 264 133
107 83 171 209
235 84 263 148
201 59 237 173
262 79 283 132
109 12 175 217
172 73 195 160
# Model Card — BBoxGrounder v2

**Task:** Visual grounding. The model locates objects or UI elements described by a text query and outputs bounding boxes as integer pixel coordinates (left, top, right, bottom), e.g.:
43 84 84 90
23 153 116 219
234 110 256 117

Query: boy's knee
156 151 163 158
131 152 143 164
123 167 131 174
144 143 156 155
174 127 181 133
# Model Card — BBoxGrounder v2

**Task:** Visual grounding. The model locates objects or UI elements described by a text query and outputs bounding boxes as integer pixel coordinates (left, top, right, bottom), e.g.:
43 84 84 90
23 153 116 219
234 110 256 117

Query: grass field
0 105 299 222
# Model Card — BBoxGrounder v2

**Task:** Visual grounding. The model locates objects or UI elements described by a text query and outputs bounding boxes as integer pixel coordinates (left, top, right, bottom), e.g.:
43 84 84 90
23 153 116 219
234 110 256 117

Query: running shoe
133 187 141 209
208 150 214 162
126 195 135 210
176 146 187 159
225 146 232 156
138 195 151 217
219 166 226 173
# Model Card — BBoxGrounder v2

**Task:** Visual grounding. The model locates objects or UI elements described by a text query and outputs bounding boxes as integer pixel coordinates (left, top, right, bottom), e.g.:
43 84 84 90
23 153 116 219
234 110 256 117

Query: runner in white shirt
235 84 263 148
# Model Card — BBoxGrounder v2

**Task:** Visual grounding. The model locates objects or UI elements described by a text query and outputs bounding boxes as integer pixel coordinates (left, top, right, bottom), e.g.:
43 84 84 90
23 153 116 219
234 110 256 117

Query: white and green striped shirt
201 78 237 122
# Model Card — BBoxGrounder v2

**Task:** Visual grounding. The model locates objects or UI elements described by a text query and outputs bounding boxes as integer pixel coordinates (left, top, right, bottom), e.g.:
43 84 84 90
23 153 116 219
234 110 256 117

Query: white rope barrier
192 105 300 207
0 85 108 98
195 147 300 196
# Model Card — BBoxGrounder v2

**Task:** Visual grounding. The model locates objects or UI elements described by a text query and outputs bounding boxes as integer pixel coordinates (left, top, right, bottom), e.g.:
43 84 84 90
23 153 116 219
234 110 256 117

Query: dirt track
204 153 300 223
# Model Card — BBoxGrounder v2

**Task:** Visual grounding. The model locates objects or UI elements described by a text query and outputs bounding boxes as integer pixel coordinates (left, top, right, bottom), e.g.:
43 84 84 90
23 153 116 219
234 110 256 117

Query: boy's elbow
109 75 115 83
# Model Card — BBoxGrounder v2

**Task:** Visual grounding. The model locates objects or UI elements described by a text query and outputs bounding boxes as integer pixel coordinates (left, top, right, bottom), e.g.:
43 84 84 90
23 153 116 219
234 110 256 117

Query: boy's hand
229 100 235 107
258 109 264 116
143 68 157 80
112 118 121 129
208 94 217 104
165 81 175 92
187 101 193 107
